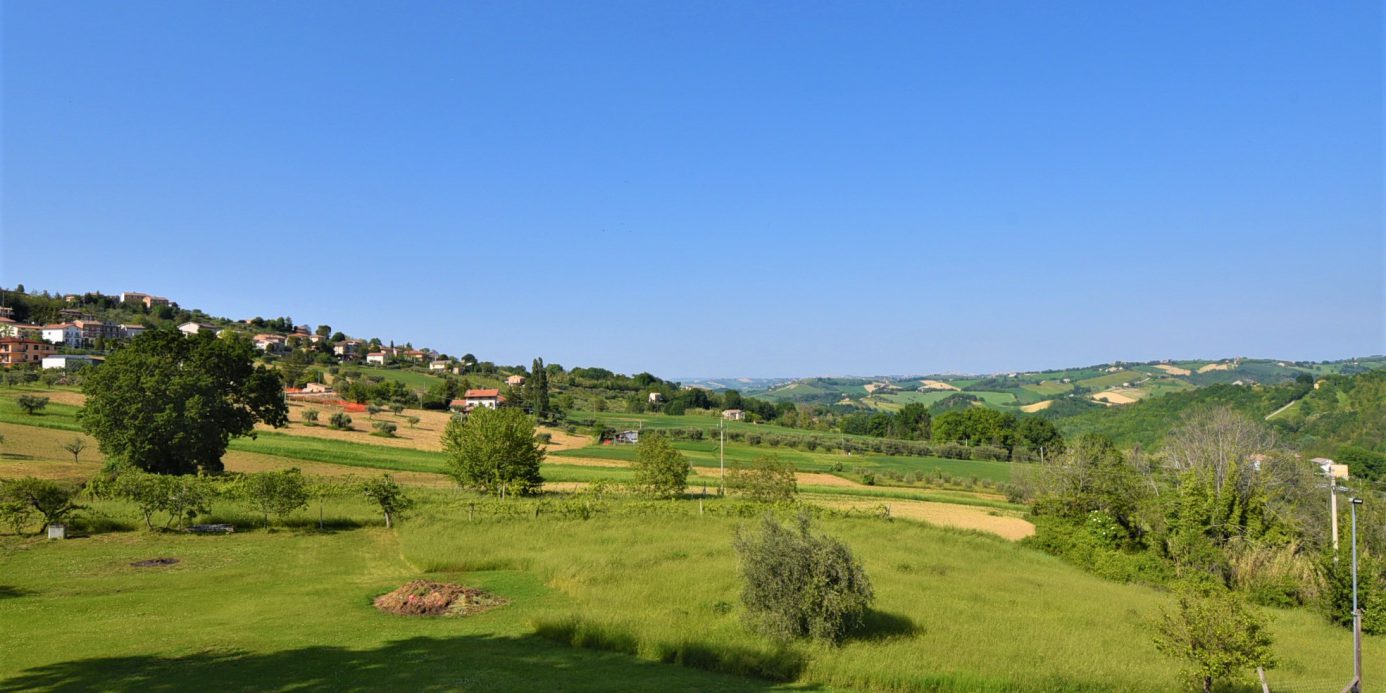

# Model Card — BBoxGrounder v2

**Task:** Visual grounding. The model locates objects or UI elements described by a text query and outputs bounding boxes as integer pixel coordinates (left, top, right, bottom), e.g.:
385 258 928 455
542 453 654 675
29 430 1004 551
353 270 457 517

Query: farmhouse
120 292 170 308
722 409 744 421
366 351 388 365
0 338 56 367
42 354 102 370
429 360 450 371
506 374 526 387
0 319 43 340
41 323 84 347
253 334 288 353
178 321 216 336
462 388 503 410
648 392 664 404
120 324 146 339
333 340 362 358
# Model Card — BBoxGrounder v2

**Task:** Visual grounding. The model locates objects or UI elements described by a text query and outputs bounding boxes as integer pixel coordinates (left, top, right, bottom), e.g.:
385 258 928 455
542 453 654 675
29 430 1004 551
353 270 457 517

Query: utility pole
1330 469 1340 558
1350 497 1362 692
719 418 725 496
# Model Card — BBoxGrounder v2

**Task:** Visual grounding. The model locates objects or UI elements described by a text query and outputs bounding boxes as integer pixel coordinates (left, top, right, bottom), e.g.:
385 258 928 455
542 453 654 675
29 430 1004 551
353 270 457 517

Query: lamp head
1351 497 1363 505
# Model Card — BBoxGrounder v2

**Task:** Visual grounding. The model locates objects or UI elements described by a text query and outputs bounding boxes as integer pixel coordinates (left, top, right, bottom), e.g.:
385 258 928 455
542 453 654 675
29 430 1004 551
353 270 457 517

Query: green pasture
552 439 1013 484
0 513 791 692
1076 370 1146 390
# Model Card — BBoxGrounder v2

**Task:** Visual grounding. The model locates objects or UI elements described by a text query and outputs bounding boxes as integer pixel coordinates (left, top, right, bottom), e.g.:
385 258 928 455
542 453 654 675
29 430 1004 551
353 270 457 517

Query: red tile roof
464 389 500 398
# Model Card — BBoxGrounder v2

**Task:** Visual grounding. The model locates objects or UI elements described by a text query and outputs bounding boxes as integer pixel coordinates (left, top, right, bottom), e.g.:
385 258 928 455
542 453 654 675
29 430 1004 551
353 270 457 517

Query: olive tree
360 474 415 529
241 469 310 528
16 394 48 415
728 455 798 504
733 513 873 643
0 477 85 534
61 437 88 464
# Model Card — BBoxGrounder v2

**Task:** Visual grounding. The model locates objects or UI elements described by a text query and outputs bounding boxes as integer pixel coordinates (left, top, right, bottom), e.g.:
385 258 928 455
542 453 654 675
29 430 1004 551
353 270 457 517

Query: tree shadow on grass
533 615 811 683
0 585 31 599
849 609 919 643
0 634 810 693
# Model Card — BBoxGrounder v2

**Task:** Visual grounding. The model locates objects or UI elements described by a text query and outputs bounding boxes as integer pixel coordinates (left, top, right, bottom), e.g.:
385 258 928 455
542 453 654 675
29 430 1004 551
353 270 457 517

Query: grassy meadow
2 385 1382 691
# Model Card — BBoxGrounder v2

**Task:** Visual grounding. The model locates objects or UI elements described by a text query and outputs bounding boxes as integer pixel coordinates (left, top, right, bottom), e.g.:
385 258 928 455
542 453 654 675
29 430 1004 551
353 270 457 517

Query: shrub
733 513 873 643
301 409 320 425
372 421 398 437
0 477 84 534
1321 550 1385 635
241 469 310 527
632 434 690 499
329 412 353 430
1154 584 1275 693
728 455 798 504
406 416 420 429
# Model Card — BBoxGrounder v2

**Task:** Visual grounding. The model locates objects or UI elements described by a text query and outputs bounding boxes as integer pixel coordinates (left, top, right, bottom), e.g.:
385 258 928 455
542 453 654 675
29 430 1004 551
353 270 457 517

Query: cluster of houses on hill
0 290 467 373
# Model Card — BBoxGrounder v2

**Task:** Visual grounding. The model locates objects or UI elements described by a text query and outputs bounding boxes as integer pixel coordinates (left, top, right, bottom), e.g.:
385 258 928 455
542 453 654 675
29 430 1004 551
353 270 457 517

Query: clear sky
3 1 1382 377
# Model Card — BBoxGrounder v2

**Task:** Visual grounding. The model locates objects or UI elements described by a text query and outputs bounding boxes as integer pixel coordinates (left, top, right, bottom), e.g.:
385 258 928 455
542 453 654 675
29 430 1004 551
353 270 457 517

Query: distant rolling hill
725 356 1386 416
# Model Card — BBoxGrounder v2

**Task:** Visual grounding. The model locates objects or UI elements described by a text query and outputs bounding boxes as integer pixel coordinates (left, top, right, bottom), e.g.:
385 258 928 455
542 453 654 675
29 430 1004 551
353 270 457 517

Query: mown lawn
1 488 1379 692
0 518 796 692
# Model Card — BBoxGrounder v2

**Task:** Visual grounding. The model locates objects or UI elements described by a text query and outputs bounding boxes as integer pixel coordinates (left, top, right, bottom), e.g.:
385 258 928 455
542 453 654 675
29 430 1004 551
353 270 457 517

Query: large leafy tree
80 330 287 474
441 407 544 496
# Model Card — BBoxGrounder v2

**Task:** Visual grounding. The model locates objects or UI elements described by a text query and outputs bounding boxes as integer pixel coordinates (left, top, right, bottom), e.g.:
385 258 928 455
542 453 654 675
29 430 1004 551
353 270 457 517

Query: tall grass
395 505 1379 691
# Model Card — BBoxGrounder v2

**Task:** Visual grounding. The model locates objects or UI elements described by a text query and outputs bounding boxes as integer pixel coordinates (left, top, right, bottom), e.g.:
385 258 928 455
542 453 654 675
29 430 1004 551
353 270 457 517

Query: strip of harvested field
809 495 1034 541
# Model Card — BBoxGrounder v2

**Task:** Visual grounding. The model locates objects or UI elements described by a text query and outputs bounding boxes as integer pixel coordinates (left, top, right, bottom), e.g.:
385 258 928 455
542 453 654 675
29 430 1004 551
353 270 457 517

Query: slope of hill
1053 370 1386 455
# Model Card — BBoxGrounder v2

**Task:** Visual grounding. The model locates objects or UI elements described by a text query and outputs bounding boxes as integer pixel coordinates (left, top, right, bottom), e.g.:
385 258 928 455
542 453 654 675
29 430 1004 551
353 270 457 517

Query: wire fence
1261 675 1353 693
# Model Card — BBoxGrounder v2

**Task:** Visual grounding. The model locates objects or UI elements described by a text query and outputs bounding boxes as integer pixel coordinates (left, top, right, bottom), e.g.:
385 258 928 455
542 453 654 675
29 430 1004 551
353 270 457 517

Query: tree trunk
384 511 392 529
1202 676 1212 693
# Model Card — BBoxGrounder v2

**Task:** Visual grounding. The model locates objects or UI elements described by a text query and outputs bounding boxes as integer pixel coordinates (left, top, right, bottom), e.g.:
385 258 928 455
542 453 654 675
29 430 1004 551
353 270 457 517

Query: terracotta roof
464 389 500 398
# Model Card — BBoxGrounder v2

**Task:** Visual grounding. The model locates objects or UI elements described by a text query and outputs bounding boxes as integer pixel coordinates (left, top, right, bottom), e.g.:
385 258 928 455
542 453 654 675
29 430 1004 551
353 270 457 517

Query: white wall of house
42 355 98 370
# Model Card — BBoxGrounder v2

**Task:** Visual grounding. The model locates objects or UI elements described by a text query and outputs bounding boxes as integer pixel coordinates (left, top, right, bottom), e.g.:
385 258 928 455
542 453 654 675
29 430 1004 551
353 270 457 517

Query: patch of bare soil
539 428 591 451
373 580 507 617
1020 400 1054 413
1153 364 1192 376
918 379 960 391
130 558 179 568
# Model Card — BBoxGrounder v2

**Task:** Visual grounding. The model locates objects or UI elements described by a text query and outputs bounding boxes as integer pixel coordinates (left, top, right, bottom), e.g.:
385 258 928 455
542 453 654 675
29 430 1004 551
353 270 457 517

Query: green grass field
553 439 1012 484
0 514 794 692
3 493 1372 692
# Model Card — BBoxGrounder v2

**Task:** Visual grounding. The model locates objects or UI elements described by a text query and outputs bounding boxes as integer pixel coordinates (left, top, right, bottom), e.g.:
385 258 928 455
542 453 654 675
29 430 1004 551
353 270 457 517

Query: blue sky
2 1 1381 377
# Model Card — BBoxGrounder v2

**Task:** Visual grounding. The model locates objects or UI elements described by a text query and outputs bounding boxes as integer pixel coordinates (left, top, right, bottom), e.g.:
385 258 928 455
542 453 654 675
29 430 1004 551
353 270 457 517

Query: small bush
728 455 797 504
372 421 398 437
301 409 320 425
733 513 873 643
329 412 353 430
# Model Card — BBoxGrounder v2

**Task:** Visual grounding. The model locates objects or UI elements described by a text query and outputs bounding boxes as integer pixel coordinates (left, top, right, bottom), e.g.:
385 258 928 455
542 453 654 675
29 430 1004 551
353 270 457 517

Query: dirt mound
131 558 179 568
373 580 507 617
